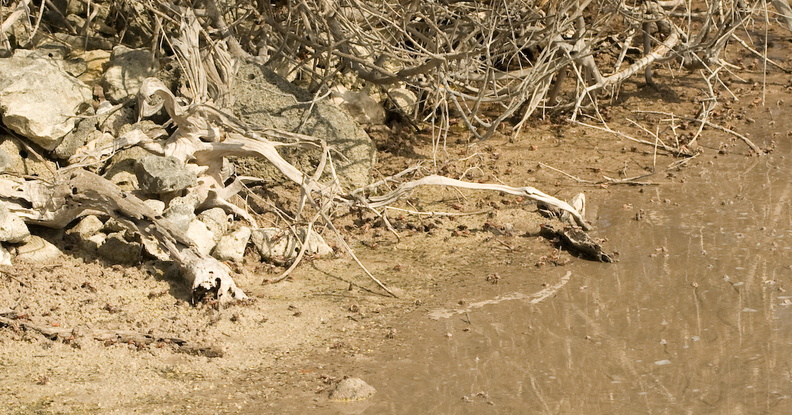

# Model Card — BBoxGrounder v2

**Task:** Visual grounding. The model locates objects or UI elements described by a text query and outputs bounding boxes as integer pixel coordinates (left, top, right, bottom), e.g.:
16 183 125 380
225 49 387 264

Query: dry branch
365 175 592 230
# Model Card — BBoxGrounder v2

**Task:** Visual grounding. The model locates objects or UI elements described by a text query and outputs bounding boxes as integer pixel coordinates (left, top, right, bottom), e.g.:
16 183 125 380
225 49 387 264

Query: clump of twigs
5 0 787 149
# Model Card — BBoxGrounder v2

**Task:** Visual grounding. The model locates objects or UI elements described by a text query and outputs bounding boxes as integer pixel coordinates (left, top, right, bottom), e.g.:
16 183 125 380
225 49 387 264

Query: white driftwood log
365 175 592 230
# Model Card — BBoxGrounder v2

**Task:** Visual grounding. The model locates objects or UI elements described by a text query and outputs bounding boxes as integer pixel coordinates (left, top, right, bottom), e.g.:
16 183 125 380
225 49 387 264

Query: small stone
0 244 12 265
135 155 197 194
212 227 251 262
102 218 126 233
98 232 141 264
51 117 101 160
387 87 418 118
66 215 104 242
0 203 29 243
81 233 107 254
330 86 386 125
0 135 58 179
185 220 216 256
197 208 229 244
15 236 62 262
329 377 376 402
163 203 195 232
142 199 166 217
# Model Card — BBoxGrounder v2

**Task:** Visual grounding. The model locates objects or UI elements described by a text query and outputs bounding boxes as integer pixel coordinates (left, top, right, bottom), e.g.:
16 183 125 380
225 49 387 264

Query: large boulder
0 53 92 150
230 64 376 189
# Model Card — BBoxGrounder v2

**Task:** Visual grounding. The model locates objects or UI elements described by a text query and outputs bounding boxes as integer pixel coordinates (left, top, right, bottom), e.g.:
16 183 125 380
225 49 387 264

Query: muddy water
326 143 792 413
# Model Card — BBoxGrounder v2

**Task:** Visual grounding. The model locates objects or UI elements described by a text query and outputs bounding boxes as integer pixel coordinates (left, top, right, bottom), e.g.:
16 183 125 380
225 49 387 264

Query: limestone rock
197 208 229 244
76 49 112 85
0 203 29 243
143 199 166 217
65 215 104 242
185 220 216 256
81 233 107 255
102 46 159 103
0 244 11 266
163 203 195 232
0 54 92 150
329 377 376 402
250 227 332 262
387 87 418 118
15 236 62 263
135 155 197 194
102 218 126 234
0 135 58 180
98 232 141 264
231 63 376 189
212 227 251 263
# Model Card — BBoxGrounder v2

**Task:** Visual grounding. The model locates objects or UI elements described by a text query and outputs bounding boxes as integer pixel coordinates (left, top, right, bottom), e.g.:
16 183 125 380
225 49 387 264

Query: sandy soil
0 29 786 414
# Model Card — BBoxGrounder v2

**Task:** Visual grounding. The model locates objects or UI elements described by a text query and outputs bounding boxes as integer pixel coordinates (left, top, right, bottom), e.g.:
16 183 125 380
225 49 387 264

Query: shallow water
325 139 792 413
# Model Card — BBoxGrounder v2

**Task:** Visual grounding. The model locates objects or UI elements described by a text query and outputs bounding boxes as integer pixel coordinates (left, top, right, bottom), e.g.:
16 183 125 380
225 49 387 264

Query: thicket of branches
4 0 788 146
116 1 789 141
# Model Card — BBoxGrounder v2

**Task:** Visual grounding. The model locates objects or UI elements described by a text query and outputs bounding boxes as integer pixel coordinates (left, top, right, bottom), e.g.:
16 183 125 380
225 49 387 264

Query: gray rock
102 46 159 103
163 203 195 232
329 377 376 402
185 220 216 256
197 208 229 244
212 226 251 263
250 227 332 262
135 155 197 194
15 236 62 263
98 232 141 264
0 54 92 150
0 203 29 243
231 63 376 189
65 215 104 242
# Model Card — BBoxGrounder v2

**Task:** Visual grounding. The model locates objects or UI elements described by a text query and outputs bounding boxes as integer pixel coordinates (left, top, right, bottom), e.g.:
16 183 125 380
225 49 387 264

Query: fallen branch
364 175 592 230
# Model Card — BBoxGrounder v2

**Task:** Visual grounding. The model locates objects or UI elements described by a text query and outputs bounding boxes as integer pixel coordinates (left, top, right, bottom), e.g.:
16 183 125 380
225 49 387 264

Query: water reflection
361 148 792 413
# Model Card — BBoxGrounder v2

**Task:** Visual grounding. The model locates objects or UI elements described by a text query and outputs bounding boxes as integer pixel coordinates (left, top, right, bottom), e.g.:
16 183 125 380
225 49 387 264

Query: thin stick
634 111 762 154
573 120 691 155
